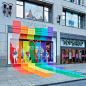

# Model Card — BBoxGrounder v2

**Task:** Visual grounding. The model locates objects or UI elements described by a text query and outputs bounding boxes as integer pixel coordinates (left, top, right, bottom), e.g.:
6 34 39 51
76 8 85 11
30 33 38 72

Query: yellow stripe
29 66 54 73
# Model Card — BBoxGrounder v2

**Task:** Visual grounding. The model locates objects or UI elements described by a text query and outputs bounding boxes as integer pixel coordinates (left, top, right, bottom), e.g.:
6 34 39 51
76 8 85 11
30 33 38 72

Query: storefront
61 38 86 64
8 20 56 64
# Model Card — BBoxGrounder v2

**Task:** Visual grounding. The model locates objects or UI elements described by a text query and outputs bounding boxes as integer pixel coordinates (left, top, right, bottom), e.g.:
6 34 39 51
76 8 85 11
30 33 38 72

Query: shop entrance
61 47 86 64
46 42 53 63
9 38 53 64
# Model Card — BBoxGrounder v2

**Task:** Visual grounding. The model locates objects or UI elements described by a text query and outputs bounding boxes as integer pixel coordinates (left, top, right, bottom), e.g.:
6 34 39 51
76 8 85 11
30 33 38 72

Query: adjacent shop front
60 33 86 64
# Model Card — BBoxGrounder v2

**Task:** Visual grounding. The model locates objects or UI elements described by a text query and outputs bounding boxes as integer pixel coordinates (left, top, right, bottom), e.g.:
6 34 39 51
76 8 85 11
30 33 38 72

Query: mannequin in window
71 20 74 27
69 19 71 26
40 47 44 63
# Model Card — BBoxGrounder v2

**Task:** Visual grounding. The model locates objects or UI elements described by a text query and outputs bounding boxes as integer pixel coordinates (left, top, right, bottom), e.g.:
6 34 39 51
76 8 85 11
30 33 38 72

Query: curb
36 78 86 86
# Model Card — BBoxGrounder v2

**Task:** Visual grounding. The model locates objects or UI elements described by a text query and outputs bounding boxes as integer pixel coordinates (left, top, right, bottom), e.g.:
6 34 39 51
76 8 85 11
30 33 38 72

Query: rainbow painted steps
35 63 85 79
21 64 53 78
13 63 86 79
35 63 83 75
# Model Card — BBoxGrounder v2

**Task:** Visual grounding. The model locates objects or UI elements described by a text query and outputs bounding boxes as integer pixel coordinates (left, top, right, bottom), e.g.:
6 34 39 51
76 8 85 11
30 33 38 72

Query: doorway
61 47 86 64
46 42 53 63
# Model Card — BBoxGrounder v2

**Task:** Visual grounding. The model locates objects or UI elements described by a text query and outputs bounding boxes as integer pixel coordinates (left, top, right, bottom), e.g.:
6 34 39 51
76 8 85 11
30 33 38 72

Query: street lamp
2 2 13 17
8 3 13 17
2 2 8 16
57 15 62 25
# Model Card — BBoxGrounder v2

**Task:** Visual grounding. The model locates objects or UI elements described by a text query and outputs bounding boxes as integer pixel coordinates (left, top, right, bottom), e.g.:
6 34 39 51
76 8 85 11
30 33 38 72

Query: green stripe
36 65 86 79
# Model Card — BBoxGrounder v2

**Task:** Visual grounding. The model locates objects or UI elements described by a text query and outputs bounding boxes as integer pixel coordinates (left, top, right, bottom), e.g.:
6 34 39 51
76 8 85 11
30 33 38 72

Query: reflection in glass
76 50 79 63
69 49 72 64
44 11 50 22
16 1 23 5
62 12 65 25
79 50 82 63
77 0 80 5
82 50 85 63
16 5 23 18
85 50 86 63
66 12 78 27
72 50 75 63
73 13 78 28
44 7 49 11
25 2 43 21
66 12 71 26
65 49 69 64
62 49 66 64
44 7 50 22
79 15 83 29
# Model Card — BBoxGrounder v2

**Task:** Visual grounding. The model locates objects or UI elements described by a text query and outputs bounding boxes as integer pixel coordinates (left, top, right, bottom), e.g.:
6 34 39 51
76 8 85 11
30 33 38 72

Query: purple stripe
48 63 53 65
41 42 46 62
48 65 66 69
48 27 53 37
47 37 52 41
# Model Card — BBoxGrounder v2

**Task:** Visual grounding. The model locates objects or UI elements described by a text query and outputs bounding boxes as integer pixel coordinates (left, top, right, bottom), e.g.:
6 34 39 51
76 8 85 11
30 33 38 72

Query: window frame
44 7 50 22
63 10 84 29
78 14 83 29
16 0 24 18
64 0 84 6
16 0 51 23
62 11 66 26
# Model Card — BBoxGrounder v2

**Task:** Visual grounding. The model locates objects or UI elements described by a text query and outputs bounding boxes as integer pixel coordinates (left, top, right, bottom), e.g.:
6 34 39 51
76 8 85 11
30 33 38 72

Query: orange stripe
21 64 53 78
21 26 28 34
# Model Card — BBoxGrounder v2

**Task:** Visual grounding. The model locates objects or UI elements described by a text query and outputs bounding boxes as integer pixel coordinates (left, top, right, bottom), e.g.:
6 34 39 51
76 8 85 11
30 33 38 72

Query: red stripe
13 64 34 75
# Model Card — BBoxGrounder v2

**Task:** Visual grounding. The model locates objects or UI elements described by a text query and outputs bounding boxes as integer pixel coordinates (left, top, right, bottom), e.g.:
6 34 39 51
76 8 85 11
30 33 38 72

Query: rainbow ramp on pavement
13 63 86 79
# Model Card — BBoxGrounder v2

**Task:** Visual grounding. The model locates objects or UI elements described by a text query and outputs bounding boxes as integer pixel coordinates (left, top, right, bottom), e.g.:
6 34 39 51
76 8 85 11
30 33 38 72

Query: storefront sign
61 39 85 47
22 21 47 28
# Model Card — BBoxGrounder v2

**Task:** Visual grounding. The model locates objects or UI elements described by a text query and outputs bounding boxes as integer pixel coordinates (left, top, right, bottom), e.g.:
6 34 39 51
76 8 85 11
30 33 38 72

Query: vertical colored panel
40 36 47 41
42 28 48 36
36 42 41 63
34 36 40 40
30 41 36 63
35 27 42 36
10 39 19 64
47 37 52 41
51 42 53 62
41 42 46 62
49 43 53 62
23 35 27 39
23 41 30 63
49 43 51 62
48 27 53 37
27 35 34 40
19 34 23 39
28 28 35 35
13 20 21 33
21 26 28 34
10 40 14 64
18 41 23 64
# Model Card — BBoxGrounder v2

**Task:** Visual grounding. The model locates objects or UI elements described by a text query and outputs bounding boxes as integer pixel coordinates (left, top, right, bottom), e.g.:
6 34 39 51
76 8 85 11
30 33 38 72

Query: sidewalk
0 63 86 86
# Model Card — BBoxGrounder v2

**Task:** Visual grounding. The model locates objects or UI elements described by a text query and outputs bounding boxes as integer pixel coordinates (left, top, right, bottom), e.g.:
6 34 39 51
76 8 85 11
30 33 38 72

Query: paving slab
0 64 86 86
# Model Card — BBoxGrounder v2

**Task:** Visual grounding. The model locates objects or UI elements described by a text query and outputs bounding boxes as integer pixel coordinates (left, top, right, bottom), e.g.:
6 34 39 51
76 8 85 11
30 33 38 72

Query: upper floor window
65 0 83 6
62 12 66 25
62 10 84 29
16 1 23 18
16 0 51 23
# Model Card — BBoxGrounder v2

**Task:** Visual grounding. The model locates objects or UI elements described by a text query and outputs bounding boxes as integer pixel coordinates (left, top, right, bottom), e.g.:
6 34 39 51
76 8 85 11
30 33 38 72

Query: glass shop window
16 0 51 23
16 1 23 18
63 10 84 29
